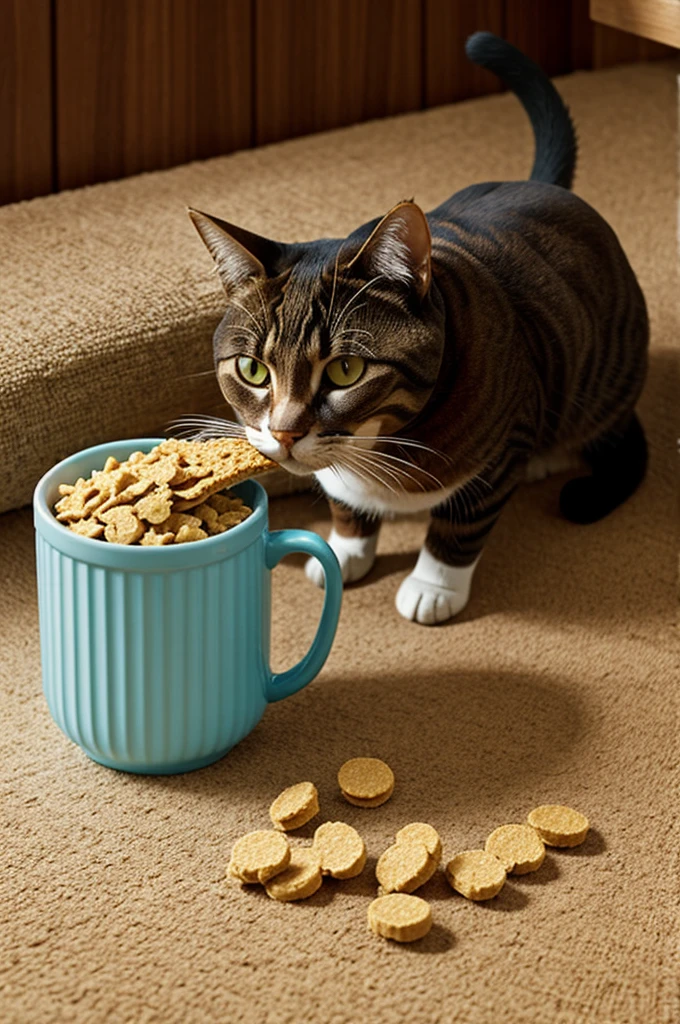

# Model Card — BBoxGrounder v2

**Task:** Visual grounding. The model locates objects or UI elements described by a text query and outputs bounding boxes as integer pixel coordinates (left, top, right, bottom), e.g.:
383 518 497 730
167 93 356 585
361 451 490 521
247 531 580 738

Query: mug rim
33 437 270 571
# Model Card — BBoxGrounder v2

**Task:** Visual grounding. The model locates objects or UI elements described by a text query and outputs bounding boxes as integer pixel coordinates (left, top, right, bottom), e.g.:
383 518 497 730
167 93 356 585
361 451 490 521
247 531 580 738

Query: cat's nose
270 430 305 450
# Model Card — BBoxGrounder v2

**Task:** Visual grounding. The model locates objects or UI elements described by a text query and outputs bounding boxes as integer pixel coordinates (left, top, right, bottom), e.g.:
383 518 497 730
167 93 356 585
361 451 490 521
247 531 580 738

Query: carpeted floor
1 61 679 1024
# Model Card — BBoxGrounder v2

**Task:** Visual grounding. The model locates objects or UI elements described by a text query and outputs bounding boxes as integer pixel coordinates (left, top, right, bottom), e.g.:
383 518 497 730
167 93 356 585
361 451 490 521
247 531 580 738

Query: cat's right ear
188 208 285 295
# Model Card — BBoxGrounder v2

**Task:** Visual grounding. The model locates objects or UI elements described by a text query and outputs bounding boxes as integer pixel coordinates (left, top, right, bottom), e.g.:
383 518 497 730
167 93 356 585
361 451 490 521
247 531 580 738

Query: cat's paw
305 529 378 588
525 447 581 483
395 576 469 625
395 549 479 625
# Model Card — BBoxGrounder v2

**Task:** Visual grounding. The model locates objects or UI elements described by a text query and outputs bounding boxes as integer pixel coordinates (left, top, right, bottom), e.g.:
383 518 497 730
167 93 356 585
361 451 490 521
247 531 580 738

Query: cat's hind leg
559 411 647 524
305 499 381 586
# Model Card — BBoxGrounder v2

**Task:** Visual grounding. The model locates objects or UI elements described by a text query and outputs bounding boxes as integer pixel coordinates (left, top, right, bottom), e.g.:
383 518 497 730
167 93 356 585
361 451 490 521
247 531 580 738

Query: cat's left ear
348 201 432 299
188 208 286 295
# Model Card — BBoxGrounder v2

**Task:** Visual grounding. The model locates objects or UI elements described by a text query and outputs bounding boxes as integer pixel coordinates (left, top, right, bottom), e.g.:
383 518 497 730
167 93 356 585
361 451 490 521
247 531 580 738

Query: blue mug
33 438 342 774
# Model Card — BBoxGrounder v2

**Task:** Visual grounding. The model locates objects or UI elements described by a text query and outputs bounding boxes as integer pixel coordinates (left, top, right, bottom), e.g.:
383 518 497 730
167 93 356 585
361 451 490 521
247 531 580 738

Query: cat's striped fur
188 32 648 624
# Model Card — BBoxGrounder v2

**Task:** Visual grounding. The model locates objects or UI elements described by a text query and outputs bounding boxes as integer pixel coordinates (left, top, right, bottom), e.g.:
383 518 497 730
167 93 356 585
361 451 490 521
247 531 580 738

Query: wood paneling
55 0 252 191
0 0 52 205
571 0 595 68
424 0 504 106
505 0 573 77
592 22 676 67
590 0 680 48
1 0 676 206
254 0 422 145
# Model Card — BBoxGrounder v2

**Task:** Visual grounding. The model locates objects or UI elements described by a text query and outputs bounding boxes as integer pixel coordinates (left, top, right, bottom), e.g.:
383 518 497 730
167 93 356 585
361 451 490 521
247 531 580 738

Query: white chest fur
314 465 458 516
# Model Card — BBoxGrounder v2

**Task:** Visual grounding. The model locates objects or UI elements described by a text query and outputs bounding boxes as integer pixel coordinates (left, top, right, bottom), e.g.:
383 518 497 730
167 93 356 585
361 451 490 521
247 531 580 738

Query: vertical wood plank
255 0 422 146
424 0 504 107
0 0 52 205
571 0 595 69
592 22 675 68
55 0 252 191
505 0 573 77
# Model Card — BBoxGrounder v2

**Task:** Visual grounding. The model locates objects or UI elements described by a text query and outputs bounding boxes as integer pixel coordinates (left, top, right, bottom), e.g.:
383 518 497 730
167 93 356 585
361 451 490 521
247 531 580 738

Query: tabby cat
186 32 648 625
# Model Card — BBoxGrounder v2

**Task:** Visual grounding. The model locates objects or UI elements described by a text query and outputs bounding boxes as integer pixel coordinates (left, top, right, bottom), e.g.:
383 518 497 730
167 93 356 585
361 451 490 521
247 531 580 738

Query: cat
186 31 648 625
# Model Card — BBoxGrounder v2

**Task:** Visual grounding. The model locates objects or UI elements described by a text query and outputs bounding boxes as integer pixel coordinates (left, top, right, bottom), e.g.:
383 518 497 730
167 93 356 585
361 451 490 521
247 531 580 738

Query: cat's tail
465 31 577 190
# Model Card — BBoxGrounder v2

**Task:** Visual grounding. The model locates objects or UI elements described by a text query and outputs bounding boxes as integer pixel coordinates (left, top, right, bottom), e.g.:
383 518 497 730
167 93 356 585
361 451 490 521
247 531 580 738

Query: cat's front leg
396 485 513 625
305 499 381 587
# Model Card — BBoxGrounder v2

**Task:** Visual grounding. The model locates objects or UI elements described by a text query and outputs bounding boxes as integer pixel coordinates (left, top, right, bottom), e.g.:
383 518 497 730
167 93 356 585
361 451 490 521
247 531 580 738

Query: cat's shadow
267 461 670 629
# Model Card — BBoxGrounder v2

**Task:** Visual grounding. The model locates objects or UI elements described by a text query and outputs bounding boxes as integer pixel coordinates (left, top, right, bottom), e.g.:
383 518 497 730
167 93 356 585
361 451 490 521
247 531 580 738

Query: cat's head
189 202 445 477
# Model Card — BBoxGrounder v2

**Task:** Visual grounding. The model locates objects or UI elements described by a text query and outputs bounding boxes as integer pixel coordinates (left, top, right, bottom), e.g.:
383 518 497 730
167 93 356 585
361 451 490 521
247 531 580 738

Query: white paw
395 576 469 624
525 447 581 483
395 548 480 625
305 529 378 588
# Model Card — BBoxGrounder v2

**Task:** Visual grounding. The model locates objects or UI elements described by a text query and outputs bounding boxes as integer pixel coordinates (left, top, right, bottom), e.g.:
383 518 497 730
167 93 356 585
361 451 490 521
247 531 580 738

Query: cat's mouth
246 425 357 476
275 452 318 476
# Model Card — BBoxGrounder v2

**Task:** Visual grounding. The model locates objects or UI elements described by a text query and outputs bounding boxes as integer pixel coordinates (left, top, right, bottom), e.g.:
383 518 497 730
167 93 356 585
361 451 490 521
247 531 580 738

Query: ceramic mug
33 438 342 774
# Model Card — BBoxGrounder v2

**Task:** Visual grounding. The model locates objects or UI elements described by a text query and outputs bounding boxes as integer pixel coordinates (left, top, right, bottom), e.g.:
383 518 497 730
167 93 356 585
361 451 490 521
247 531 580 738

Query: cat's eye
325 356 365 388
236 356 270 387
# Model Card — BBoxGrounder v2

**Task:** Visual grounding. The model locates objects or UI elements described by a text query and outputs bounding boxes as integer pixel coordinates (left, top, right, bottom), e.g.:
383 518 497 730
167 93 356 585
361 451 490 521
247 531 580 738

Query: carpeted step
0 60 676 513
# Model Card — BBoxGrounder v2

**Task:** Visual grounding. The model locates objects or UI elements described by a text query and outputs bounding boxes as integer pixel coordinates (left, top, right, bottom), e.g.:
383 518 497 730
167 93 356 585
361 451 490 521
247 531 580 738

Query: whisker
174 368 218 381
363 450 446 490
167 414 246 429
331 275 384 335
338 434 455 465
332 449 401 497
253 279 271 334
337 446 415 494
330 331 378 360
220 324 261 342
230 299 265 335
165 414 247 440
332 440 444 492
325 242 346 329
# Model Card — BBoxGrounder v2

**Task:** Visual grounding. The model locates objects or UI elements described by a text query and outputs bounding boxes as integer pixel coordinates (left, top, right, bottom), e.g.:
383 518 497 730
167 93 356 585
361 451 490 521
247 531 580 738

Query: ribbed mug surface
33 439 342 774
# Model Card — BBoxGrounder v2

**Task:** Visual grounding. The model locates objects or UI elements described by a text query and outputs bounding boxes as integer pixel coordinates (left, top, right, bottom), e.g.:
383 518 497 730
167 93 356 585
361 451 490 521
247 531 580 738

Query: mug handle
264 529 342 702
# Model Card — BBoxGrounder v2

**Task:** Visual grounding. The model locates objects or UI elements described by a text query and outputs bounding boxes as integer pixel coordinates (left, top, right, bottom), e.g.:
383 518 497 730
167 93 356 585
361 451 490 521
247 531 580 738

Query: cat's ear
348 201 432 298
188 208 285 294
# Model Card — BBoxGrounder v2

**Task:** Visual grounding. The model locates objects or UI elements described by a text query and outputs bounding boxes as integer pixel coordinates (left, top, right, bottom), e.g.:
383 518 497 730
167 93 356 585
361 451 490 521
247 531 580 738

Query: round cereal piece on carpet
527 805 590 847
264 848 323 902
376 840 437 894
312 821 366 878
445 850 506 901
269 781 320 831
227 830 291 884
338 757 394 807
395 822 442 864
368 893 432 943
485 823 545 875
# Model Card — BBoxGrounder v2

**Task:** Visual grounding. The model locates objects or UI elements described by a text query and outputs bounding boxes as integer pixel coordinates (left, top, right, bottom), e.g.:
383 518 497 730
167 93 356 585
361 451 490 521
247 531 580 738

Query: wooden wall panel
55 0 252 191
255 0 422 146
0 0 52 205
590 0 680 48
571 0 595 68
1 0 676 206
505 0 573 77
424 0 504 106
592 22 676 67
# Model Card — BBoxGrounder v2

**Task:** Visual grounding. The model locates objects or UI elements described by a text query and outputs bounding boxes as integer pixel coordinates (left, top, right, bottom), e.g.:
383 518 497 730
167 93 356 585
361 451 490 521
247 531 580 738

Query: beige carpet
1 62 679 1023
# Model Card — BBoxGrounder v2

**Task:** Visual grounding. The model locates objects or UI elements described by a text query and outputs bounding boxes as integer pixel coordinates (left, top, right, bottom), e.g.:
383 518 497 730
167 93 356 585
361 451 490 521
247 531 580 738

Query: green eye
326 356 365 388
237 356 270 387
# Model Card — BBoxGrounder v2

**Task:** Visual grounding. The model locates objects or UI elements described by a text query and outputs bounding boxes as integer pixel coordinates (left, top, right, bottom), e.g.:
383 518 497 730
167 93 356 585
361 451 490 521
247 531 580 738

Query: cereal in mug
53 438 276 545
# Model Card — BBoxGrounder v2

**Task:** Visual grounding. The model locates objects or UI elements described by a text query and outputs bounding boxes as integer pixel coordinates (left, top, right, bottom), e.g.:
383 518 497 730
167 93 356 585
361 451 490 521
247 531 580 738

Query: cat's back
428 180 638 292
